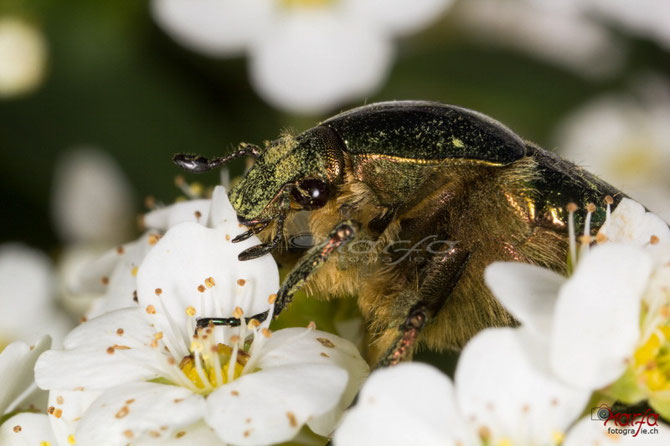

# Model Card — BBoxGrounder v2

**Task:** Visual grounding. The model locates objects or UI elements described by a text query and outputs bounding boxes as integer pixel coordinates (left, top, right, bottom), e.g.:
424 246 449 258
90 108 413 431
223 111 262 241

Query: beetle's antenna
173 143 262 173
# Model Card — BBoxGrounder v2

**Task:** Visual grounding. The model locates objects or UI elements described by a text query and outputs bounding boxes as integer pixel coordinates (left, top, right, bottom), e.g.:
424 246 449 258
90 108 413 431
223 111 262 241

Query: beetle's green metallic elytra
174 100 625 366
322 101 526 163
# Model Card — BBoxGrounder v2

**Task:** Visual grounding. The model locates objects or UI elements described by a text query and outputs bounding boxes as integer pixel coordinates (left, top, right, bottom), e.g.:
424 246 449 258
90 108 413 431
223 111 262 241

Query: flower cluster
1 186 368 445
335 198 670 445
3 170 670 445
150 0 454 114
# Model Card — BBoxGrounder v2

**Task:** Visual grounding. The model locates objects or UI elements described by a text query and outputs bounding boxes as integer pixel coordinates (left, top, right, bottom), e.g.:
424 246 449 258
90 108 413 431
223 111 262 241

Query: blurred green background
3 0 669 251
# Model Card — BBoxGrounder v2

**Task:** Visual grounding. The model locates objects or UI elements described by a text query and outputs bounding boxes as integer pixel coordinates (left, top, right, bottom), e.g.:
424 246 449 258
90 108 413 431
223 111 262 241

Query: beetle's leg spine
273 219 359 316
375 246 470 368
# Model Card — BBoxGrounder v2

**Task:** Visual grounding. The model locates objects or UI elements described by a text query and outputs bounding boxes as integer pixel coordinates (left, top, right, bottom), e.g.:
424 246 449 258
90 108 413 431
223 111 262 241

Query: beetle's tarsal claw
233 221 271 243
232 229 255 243
238 243 273 261
172 154 213 173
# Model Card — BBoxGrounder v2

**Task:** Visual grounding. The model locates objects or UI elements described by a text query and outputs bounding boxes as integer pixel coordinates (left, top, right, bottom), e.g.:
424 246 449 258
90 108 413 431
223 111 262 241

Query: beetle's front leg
376 245 470 368
237 191 291 261
274 219 360 316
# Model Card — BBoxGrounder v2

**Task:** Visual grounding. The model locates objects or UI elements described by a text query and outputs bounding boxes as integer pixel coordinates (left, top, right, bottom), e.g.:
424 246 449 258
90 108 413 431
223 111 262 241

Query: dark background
3 0 669 252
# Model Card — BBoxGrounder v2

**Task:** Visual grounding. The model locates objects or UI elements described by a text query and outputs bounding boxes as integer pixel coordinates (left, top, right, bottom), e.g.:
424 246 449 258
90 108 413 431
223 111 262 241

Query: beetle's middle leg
375 245 470 368
273 219 360 316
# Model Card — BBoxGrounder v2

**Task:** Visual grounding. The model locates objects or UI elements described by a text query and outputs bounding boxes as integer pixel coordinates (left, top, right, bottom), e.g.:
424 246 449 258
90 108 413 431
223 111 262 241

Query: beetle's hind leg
173 143 262 173
375 245 470 368
273 219 360 316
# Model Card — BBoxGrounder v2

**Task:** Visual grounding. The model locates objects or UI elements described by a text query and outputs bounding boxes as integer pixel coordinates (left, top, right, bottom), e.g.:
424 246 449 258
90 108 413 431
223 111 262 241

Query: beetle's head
229 125 345 224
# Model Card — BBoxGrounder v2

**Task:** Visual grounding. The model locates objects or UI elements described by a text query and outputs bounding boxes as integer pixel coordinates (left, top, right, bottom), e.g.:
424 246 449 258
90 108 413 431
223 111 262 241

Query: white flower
0 336 51 416
554 78 670 222
150 0 454 114
0 337 58 446
485 199 670 418
72 193 213 319
334 328 589 446
563 416 670 446
51 147 137 318
52 147 136 246
34 187 369 445
487 243 652 390
454 0 623 78
0 17 47 98
0 406 222 446
0 413 58 446
584 0 670 50
0 244 73 347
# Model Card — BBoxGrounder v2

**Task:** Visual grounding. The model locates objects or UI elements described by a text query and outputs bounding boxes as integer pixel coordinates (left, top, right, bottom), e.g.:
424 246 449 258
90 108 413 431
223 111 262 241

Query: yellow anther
552 430 565 445
635 333 661 367
642 367 668 391
189 183 204 197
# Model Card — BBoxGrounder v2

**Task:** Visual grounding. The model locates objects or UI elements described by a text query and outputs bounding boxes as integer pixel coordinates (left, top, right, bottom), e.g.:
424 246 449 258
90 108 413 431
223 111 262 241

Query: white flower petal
76 381 206 445
334 362 474 446
550 244 652 389
248 327 369 436
0 17 47 98
151 0 274 57
485 261 566 339
205 364 347 445
58 245 109 318
585 0 670 50
599 198 670 262
554 83 670 221
456 328 589 445
456 0 623 78
143 199 211 231
35 308 160 391
47 389 101 446
137 421 224 445
343 0 453 36
0 244 72 345
0 413 56 446
51 148 135 245
137 221 277 358
73 244 125 296
209 186 244 233
250 10 393 114
564 415 670 445
0 336 50 414
84 233 157 318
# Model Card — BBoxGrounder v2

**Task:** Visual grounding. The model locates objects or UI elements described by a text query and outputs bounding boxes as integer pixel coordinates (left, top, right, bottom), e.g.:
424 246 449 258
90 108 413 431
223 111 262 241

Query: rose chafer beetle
174 100 622 367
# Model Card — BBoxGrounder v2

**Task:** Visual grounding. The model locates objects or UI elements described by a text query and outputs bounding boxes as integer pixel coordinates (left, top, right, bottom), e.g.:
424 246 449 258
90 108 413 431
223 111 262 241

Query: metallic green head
229 126 345 222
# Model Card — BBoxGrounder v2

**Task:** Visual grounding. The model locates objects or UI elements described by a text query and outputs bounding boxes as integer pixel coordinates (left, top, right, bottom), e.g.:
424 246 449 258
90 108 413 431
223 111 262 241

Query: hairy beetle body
175 100 623 365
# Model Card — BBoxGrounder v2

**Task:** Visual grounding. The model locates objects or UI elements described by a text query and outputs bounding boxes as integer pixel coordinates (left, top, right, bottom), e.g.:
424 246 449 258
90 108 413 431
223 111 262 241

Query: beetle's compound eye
292 179 330 209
